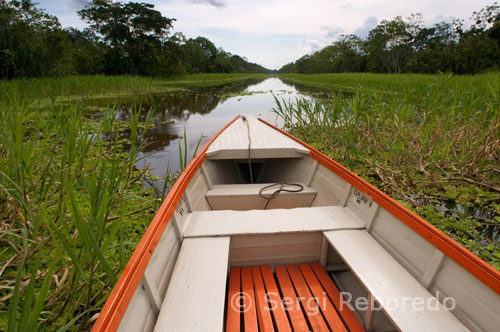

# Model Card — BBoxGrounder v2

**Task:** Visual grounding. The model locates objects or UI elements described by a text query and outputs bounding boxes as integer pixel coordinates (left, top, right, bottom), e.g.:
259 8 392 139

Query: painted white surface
206 183 317 210
230 232 322 267
324 230 469 332
153 237 230 332
184 206 365 237
431 256 500 332
206 116 309 159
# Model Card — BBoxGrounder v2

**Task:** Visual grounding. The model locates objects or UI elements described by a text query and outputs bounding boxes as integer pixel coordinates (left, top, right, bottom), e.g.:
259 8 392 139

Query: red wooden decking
226 262 365 332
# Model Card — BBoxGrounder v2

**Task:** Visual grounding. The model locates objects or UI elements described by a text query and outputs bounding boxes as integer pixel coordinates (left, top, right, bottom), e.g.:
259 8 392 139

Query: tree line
280 3 500 75
0 0 269 79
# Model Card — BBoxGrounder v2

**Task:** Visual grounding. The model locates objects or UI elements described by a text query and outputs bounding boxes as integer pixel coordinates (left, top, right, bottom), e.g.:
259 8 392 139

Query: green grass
279 72 499 97
0 94 161 330
274 72 500 269
0 74 263 331
0 73 270 104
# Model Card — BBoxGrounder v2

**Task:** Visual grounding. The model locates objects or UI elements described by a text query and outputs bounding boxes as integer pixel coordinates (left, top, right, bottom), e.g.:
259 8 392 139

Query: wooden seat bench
153 237 230 332
206 183 318 211
226 262 365 332
183 206 365 238
323 230 469 332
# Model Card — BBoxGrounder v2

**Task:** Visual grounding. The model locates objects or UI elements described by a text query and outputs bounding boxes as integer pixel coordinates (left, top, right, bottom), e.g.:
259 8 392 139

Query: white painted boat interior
206 116 309 159
117 117 499 332
206 182 317 210
153 237 230 332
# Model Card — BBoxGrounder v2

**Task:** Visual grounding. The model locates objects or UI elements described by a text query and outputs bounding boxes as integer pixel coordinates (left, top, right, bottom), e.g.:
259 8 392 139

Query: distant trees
79 0 175 75
280 2 500 75
0 0 268 79
0 0 73 78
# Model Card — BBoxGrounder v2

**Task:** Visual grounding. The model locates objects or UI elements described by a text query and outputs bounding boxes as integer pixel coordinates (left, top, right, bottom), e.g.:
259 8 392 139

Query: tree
455 2 500 73
183 36 218 73
366 17 412 73
0 0 73 78
65 27 104 74
79 0 175 75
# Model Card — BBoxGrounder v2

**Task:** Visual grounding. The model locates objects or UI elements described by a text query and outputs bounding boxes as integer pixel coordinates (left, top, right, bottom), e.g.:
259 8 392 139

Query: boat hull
92 116 500 332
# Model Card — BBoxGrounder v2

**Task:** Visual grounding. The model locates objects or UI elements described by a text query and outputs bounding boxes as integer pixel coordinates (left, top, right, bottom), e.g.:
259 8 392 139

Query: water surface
112 77 322 181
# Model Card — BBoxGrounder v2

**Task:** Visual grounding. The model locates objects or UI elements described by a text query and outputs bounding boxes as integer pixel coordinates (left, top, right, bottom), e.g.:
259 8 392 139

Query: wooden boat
92 115 499 332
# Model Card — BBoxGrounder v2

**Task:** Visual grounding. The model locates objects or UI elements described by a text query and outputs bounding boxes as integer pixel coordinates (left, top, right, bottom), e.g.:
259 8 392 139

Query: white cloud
36 0 497 69
339 2 353 10
187 0 227 8
354 16 378 38
300 39 326 54
322 26 345 40
67 0 89 11
431 14 456 25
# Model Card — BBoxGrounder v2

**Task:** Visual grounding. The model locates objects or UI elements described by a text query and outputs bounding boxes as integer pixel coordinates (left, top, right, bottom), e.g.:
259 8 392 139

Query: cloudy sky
38 0 494 69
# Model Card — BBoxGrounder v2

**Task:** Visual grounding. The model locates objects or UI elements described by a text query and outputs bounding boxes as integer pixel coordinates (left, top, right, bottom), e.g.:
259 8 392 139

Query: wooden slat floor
226 262 365 332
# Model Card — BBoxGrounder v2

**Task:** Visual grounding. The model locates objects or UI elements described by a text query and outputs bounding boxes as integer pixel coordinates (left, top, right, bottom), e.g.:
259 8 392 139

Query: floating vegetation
0 91 161 330
274 72 500 269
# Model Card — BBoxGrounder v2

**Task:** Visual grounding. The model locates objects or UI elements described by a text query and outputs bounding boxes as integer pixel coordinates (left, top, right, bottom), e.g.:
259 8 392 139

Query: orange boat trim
93 116 500 332
91 117 239 332
259 118 500 296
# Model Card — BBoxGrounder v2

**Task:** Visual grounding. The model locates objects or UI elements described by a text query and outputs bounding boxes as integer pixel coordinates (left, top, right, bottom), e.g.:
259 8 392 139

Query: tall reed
274 75 500 268
0 91 157 330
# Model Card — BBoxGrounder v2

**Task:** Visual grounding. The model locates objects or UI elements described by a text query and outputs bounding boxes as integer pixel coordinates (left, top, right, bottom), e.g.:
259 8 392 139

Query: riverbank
0 73 268 331
275 72 500 270
0 73 270 104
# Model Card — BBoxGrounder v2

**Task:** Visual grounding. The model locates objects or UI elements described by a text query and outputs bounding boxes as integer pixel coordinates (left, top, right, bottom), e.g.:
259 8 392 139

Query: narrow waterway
113 77 327 180
89 76 499 242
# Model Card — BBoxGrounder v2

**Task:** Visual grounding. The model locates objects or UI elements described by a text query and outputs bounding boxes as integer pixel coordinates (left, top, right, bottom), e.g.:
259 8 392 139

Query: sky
38 0 495 70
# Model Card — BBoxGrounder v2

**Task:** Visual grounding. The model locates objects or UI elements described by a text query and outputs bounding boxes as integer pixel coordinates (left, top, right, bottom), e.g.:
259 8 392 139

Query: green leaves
274 72 500 270
0 87 156 330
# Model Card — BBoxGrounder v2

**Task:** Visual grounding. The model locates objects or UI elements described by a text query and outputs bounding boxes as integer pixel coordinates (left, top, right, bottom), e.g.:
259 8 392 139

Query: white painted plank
206 183 317 210
153 237 230 332
421 249 445 289
206 116 309 159
184 206 365 237
141 270 162 313
431 256 500 332
118 286 153 332
323 230 469 332
206 183 317 196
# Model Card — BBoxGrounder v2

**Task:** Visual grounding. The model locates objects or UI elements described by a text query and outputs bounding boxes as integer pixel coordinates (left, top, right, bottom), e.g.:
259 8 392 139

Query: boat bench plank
153 237 230 332
323 230 469 332
184 206 365 238
206 183 317 210
206 116 309 159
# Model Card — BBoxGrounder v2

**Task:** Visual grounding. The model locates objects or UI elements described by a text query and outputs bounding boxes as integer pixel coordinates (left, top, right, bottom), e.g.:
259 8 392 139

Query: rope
241 115 253 184
259 182 304 209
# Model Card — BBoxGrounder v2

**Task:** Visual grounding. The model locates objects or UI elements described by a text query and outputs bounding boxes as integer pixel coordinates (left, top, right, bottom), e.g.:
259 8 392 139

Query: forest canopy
0 0 269 79
279 2 500 75
0 1 499 78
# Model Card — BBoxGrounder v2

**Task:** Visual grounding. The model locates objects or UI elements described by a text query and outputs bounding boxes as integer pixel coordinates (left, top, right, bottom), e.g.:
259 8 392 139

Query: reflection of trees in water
97 77 266 153
277 79 337 98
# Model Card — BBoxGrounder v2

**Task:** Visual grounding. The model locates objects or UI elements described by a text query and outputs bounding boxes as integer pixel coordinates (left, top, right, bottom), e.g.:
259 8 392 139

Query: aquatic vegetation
274 72 500 269
0 74 273 330
0 93 162 330
0 73 270 105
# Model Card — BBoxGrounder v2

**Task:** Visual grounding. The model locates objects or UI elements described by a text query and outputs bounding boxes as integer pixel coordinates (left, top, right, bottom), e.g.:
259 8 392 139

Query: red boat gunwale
259 118 500 296
91 117 239 332
93 116 500 332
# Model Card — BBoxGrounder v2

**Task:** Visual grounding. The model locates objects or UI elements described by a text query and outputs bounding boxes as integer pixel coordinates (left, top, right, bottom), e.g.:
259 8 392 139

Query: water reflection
107 77 317 181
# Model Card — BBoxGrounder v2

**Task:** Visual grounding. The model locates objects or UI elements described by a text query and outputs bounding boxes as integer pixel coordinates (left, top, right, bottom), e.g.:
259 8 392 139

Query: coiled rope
241 116 304 209
259 182 304 209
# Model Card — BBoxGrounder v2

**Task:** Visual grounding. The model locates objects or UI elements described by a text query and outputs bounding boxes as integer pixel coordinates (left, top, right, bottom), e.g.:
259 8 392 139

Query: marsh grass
274 73 500 268
0 73 270 105
0 91 160 330
0 73 270 331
